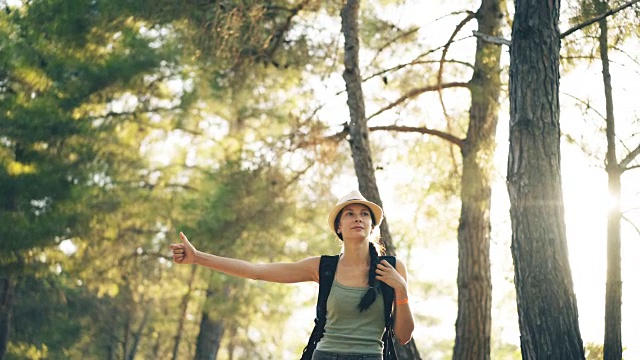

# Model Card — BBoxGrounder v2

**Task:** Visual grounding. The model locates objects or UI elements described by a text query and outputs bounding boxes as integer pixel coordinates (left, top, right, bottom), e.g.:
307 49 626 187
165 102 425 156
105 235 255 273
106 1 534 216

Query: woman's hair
358 242 381 311
333 206 385 312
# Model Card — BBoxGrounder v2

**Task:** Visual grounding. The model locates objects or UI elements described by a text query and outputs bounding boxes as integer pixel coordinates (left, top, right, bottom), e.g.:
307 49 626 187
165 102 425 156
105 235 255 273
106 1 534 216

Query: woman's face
337 204 373 239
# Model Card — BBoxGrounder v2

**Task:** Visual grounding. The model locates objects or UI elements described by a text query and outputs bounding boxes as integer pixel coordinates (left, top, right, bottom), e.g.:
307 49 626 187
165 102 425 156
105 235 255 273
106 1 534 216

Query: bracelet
395 298 409 305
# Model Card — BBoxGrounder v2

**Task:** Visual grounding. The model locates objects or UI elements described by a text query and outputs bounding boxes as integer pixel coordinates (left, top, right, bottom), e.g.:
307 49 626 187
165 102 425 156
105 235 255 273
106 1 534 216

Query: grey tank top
315 281 385 354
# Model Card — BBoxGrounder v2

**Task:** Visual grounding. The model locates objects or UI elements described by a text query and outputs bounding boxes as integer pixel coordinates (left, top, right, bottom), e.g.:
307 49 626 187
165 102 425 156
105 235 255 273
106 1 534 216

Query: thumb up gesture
169 232 197 264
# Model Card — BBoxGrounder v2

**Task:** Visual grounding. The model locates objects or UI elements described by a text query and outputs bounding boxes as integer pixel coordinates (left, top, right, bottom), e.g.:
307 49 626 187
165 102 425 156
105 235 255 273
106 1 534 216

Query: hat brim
327 200 384 234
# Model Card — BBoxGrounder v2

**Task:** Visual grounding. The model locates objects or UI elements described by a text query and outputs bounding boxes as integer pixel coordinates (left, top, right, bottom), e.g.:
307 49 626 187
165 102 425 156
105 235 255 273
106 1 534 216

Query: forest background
1 0 639 359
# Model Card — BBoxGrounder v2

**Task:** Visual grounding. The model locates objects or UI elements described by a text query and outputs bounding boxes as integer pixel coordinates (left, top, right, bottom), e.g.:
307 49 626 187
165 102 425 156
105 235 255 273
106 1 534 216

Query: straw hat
327 190 384 233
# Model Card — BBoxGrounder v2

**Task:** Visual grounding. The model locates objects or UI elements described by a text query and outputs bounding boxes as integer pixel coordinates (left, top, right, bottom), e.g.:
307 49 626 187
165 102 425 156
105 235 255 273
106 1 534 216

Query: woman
170 190 415 359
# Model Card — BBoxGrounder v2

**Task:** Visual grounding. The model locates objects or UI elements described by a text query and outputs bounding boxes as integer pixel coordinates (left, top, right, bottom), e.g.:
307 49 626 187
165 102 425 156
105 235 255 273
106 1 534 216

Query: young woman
170 190 415 359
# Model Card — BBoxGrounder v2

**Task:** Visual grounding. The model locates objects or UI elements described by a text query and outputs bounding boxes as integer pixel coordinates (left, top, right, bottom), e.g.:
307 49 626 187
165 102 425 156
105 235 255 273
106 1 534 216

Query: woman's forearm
393 287 415 344
194 251 260 279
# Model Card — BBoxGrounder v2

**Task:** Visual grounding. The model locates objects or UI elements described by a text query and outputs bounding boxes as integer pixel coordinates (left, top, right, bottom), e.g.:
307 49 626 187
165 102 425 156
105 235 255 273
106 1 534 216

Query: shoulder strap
380 256 398 360
379 256 396 325
316 255 339 319
300 255 339 360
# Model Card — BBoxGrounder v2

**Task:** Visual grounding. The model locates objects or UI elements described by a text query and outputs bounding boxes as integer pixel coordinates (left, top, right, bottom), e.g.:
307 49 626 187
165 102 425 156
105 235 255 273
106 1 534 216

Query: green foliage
584 343 604 359
167 159 311 358
360 5 419 51
563 0 640 69
0 0 167 254
492 342 521 359
0 1 188 358
6 272 104 360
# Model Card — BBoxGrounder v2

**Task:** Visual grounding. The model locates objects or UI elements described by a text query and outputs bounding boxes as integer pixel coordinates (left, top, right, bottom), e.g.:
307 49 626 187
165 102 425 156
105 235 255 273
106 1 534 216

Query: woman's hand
375 259 407 294
169 232 197 264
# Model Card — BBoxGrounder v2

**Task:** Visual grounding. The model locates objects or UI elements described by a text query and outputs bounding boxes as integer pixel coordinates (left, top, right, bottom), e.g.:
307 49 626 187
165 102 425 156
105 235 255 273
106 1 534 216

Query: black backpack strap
316 255 339 319
380 256 398 360
379 256 396 324
300 255 339 360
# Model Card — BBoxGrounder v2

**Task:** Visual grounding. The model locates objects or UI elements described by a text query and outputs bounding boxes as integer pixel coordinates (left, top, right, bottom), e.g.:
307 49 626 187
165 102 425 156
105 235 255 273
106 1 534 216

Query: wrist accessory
395 298 409 305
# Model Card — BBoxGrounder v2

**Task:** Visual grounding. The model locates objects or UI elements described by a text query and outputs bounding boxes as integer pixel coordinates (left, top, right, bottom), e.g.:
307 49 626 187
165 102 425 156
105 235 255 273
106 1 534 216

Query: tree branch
438 11 475 90
362 59 474 86
561 92 606 121
370 125 463 148
474 1 640 46
294 122 463 150
359 38 473 86
472 31 511 46
621 214 640 237
366 82 469 120
620 143 640 170
260 0 312 65
560 0 640 39
369 26 421 67
438 12 475 148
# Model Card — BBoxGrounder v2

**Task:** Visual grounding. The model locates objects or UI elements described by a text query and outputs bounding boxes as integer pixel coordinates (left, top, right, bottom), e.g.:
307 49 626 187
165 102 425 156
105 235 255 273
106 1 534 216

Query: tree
0 0 331 357
507 0 585 358
340 0 421 358
0 0 170 356
598 7 622 360
337 0 512 357
561 1 640 357
590 2 640 359
452 0 505 358
186 162 299 360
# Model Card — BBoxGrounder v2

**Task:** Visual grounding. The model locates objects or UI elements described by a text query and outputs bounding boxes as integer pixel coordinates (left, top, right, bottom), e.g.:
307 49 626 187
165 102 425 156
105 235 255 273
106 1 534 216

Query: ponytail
357 242 380 312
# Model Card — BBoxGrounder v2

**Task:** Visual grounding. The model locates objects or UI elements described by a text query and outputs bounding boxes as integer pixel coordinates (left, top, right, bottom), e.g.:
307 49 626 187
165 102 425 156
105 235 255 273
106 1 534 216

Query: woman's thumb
180 232 192 246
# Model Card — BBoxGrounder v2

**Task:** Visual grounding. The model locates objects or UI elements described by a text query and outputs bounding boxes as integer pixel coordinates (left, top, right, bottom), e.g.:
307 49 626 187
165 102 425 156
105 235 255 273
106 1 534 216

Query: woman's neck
341 239 371 266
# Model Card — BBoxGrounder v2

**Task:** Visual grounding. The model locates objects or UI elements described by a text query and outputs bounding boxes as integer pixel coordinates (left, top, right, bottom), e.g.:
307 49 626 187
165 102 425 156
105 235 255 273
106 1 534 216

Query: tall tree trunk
0 277 14 360
126 307 150 360
194 282 225 360
604 166 622 360
123 313 131 360
226 327 237 360
194 312 225 360
107 342 116 360
452 0 504 359
597 4 623 359
507 0 585 359
340 1 420 358
152 330 162 360
172 266 198 360
340 0 385 230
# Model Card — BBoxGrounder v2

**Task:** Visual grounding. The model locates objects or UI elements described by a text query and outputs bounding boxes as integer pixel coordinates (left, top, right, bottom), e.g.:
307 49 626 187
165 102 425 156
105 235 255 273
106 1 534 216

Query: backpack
300 255 398 360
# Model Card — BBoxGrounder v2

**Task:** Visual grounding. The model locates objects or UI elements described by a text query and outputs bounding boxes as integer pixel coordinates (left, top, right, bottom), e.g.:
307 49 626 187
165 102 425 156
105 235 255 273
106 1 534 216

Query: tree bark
604 168 622 360
194 312 225 360
507 0 585 359
452 0 504 359
340 0 385 242
126 307 149 360
172 267 198 360
0 277 14 360
340 0 420 358
597 3 623 359
194 282 225 360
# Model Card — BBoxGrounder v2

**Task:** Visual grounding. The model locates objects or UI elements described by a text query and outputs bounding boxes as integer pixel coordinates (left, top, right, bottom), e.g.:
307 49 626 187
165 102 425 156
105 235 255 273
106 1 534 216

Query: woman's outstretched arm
169 232 320 283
